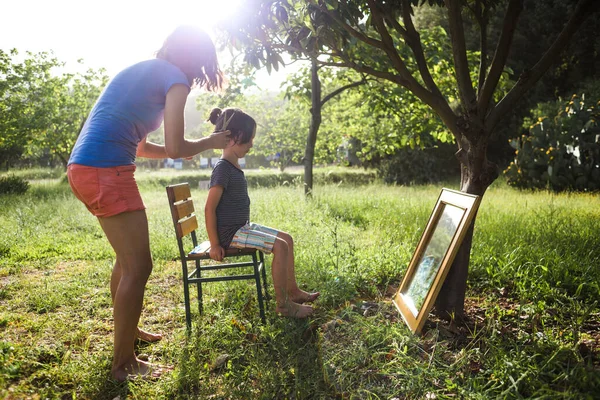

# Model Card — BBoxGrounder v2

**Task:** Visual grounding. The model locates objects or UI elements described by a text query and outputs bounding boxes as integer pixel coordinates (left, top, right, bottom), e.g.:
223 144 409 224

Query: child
204 107 319 318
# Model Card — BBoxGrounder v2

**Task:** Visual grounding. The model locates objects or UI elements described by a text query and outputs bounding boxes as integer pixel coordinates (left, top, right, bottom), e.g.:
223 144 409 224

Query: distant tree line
0 49 108 170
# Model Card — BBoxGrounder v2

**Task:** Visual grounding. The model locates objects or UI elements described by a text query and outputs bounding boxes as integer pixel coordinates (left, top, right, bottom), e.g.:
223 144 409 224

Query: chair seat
189 240 258 259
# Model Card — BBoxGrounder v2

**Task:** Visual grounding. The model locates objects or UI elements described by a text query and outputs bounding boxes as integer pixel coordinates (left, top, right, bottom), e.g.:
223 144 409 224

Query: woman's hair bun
208 108 222 125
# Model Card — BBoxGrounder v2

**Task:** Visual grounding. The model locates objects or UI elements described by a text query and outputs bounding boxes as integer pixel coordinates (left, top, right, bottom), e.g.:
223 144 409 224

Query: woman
67 25 229 381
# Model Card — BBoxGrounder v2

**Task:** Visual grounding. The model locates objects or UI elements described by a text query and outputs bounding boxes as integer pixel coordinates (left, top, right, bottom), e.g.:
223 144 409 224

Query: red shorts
67 164 145 218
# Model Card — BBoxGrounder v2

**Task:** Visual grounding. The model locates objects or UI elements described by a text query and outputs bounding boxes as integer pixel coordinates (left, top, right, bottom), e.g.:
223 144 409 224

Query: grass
0 173 598 399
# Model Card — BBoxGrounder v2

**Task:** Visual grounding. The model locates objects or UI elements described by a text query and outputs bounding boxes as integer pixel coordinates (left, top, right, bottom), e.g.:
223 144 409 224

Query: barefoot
290 290 320 304
276 302 314 318
137 327 162 343
112 357 171 382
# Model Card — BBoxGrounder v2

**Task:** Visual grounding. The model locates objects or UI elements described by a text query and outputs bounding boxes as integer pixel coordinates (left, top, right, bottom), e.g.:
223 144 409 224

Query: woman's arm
163 84 229 159
136 136 168 159
205 185 225 261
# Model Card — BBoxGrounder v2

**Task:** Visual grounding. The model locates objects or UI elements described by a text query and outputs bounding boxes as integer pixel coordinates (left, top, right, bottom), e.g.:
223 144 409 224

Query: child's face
230 131 255 158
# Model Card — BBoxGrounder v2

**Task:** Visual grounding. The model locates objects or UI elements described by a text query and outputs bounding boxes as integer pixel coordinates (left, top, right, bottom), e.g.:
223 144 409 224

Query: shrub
504 93 600 192
0 167 64 181
377 143 461 185
140 167 378 189
0 175 30 195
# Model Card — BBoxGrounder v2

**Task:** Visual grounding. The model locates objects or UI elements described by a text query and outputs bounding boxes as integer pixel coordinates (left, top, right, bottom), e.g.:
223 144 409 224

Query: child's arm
205 185 225 261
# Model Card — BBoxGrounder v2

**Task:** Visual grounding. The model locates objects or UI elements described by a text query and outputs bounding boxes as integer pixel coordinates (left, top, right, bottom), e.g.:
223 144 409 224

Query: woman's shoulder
119 59 183 77
114 59 189 92
126 59 173 72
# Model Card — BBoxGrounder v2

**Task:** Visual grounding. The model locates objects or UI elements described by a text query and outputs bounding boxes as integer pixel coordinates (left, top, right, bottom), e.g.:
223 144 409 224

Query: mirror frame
393 188 481 334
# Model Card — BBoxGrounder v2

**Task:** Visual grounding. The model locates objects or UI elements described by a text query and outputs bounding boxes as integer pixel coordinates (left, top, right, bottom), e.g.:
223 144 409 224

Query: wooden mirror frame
393 188 481 334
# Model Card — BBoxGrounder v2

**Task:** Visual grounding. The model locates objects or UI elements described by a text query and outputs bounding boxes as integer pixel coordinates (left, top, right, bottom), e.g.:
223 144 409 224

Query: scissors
219 111 235 132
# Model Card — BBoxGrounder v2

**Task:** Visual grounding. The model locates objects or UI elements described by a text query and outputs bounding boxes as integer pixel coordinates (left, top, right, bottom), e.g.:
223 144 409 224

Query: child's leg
230 224 313 318
271 237 313 318
275 231 320 304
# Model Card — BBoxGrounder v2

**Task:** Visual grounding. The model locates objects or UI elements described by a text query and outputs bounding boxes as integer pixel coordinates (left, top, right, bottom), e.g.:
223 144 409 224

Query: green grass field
0 171 598 399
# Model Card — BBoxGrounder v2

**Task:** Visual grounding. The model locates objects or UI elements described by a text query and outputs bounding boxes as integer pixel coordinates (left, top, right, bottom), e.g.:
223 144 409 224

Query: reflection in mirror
402 204 464 315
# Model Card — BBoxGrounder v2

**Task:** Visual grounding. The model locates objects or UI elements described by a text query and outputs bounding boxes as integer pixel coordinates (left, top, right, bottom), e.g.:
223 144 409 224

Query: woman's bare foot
290 290 320 304
276 302 314 318
112 357 171 382
137 327 162 343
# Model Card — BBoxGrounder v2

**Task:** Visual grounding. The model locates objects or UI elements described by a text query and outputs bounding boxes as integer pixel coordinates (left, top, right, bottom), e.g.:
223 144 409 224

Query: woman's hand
209 244 225 261
209 130 231 149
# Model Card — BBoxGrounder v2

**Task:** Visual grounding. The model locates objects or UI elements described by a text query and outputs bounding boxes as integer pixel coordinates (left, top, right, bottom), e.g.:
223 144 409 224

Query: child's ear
229 131 242 146
226 137 235 147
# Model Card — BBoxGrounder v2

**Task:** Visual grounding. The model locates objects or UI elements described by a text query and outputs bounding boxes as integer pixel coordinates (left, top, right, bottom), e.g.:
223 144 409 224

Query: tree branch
319 56 460 138
321 79 367 106
320 1 447 118
444 0 477 111
486 0 600 131
366 0 445 108
317 1 460 137
318 60 406 86
367 0 413 78
475 1 489 93
393 0 445 99
382 11 407 38
315 4 387 50
477 0 523 116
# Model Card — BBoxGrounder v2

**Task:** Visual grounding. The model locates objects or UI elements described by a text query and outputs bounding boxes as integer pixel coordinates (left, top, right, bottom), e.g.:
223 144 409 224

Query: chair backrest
166 183 198 242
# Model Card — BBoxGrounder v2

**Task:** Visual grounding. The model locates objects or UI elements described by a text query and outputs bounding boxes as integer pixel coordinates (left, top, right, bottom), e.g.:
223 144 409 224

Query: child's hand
209 130 230 149
209 244 225 261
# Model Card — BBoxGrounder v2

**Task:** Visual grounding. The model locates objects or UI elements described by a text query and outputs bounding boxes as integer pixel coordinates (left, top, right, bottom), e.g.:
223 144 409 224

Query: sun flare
164 0 243 31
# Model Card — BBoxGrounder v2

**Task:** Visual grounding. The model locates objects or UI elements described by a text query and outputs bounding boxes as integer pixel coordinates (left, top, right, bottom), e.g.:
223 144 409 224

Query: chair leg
182 261 192 331
259 251 270 301
196 259 203 316
253 252 266 323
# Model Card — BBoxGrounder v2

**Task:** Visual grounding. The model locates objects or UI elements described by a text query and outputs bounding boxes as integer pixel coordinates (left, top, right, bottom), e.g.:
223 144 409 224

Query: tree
311 25 512 167
0 50 107 169
283 60 368 193
29 66 108 167
248 92 308 171
0 50 60 169
218 0 600 318
412 1 600 166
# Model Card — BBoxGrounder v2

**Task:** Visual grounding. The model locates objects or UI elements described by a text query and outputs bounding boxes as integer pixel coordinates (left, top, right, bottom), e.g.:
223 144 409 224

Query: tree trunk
304 59 322 196
434 130 498 319
58 154 68 170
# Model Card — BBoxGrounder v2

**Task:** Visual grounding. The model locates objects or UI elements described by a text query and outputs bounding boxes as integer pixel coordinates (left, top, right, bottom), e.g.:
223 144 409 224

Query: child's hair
156 25 223 91
208 108 256 144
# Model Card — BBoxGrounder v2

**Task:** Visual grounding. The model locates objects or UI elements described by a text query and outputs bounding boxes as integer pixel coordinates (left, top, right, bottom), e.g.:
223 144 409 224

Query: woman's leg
110 260 162 343
276 232 320 304
98 210 162 381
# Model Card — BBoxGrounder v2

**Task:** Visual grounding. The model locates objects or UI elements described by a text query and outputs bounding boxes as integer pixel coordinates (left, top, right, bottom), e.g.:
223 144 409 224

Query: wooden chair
166 183 269 329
